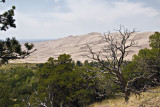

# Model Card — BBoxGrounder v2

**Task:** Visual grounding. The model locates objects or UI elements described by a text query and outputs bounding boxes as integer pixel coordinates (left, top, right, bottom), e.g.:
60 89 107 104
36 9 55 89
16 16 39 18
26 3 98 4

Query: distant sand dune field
11 32 154 63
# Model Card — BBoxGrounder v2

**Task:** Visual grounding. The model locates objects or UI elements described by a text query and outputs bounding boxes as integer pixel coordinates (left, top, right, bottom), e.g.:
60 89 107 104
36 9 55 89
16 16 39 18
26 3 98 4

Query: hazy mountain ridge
12 32 154 63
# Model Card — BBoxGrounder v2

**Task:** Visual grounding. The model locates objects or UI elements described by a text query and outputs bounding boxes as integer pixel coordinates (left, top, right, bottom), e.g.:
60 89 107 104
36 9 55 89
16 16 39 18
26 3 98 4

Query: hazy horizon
0 0 160 40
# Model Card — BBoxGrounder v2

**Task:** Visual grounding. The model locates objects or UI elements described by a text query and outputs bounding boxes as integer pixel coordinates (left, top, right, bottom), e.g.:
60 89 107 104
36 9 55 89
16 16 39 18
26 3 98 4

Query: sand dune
13 32 154 63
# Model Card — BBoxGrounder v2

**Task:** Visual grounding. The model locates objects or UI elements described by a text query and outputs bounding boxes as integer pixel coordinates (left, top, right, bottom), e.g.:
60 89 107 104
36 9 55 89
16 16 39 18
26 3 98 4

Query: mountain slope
13 32 154 63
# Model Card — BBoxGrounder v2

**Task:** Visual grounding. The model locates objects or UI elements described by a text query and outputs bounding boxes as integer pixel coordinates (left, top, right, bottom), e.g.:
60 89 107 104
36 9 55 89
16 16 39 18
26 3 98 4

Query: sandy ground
11 32 154 63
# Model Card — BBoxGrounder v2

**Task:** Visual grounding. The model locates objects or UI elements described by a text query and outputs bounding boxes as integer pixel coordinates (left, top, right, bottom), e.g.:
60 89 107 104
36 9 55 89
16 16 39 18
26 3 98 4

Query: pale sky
0 0 160 40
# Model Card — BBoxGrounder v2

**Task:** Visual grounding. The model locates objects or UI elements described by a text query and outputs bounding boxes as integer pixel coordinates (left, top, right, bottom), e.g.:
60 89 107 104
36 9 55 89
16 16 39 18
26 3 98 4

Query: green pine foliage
34 54 108 107
0 66 37 106
0 1 34 65
0 32 160 106
122 32 160 91
149 32 160 49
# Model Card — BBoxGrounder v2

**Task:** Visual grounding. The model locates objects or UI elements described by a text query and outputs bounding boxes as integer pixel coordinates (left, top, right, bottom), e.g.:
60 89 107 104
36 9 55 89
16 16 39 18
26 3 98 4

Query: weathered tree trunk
117 70 131 102
124 88 130 102
85 26 137 103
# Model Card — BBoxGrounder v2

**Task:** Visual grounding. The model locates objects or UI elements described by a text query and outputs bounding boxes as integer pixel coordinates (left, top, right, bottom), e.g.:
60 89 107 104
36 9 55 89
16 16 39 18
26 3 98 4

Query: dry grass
89 87 160 107
0 63 37 70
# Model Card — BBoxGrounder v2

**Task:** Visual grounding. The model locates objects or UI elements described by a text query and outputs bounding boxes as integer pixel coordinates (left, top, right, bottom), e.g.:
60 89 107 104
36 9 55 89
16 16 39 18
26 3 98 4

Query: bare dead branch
83 26 140 101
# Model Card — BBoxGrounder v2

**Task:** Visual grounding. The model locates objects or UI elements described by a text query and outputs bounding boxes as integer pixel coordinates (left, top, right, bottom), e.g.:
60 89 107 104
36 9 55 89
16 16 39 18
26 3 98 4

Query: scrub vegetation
0 0 160 107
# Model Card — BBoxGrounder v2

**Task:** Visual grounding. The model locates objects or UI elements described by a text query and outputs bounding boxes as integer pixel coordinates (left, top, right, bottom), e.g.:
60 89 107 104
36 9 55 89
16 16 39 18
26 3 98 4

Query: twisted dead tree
84 26 140 101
